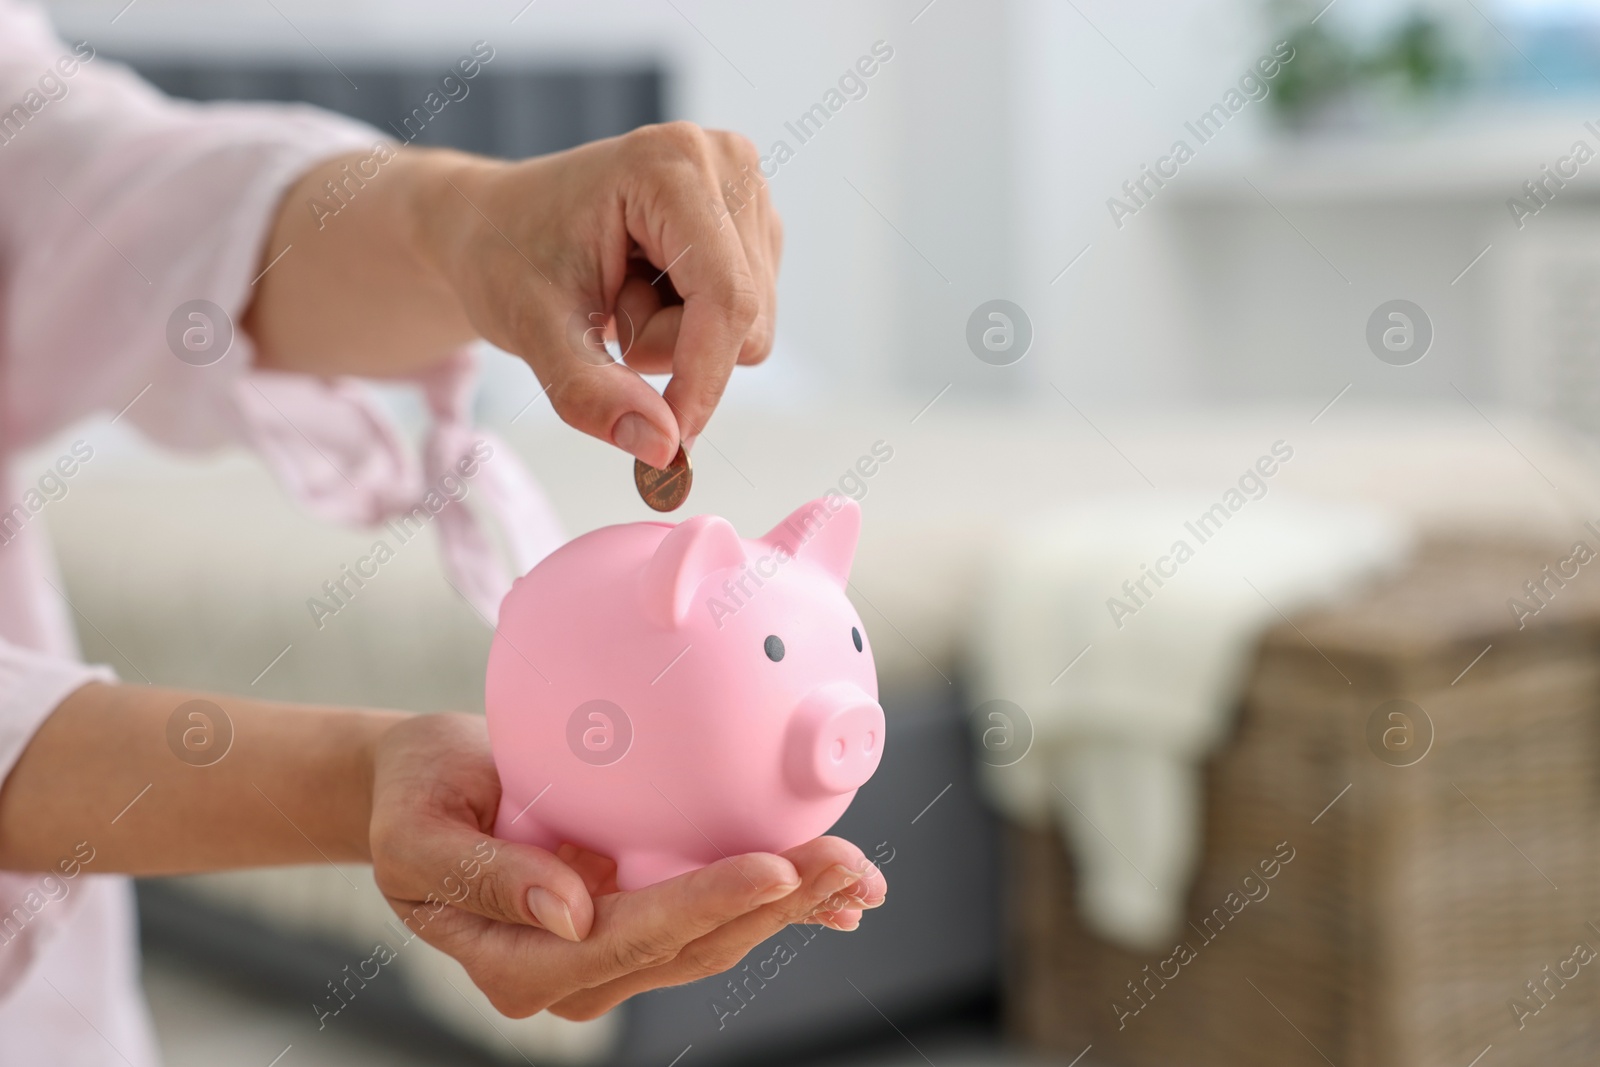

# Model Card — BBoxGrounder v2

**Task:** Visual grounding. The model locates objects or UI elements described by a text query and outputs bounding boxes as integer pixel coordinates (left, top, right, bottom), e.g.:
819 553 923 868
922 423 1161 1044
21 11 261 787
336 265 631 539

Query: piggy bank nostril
864 731 876 753
831 737 846 762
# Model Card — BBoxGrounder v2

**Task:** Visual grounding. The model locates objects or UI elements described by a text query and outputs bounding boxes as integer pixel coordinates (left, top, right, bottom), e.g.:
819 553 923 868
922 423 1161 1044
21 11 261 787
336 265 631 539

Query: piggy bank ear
641 515 748 629
762 497 861 586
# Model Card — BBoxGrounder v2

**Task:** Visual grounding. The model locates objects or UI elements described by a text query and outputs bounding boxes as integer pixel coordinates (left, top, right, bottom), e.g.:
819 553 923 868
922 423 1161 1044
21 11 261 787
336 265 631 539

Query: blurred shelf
1175 105 1600 202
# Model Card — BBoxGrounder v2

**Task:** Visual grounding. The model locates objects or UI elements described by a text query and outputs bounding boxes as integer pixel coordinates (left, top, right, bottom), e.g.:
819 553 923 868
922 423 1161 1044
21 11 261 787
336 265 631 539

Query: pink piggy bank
486 496 884 890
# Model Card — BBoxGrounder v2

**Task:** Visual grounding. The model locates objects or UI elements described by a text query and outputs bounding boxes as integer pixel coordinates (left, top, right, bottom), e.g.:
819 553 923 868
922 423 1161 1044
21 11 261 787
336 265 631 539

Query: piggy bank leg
615 851 703 892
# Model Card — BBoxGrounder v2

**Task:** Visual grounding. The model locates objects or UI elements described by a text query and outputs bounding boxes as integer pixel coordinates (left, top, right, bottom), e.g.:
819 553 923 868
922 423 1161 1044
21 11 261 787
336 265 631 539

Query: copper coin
634 445 693 512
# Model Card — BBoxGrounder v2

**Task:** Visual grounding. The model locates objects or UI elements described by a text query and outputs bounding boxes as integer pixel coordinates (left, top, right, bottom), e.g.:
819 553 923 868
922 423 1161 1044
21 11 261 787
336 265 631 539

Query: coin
634 445 693 512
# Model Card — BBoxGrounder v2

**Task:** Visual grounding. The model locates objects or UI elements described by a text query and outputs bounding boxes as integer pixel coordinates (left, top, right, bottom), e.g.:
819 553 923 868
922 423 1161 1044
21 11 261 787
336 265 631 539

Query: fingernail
527 887 580 942
750 879 801 906
612 412 673 467
815 910 860 932
815 864 860 899
844 875 887 909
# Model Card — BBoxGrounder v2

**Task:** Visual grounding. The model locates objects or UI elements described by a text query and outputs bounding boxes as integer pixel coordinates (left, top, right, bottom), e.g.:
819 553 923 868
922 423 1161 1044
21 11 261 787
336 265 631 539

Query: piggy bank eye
764 635 785 662
852 626 863 652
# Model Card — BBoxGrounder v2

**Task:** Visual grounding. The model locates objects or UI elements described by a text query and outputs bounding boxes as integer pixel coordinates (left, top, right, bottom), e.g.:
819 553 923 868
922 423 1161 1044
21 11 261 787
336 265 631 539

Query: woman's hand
248 123 783 468
421 124 781 467
368 713 885 1019
2 685 882 1021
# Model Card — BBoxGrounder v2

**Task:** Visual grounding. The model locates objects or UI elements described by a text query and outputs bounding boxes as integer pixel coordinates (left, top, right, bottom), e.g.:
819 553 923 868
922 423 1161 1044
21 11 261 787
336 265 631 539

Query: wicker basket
1006 540 1600 1067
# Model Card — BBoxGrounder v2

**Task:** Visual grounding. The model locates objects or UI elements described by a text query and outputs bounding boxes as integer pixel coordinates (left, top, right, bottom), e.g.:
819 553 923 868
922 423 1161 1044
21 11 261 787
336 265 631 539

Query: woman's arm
245 125 782 468
0 683 885 1019
0 682 395 872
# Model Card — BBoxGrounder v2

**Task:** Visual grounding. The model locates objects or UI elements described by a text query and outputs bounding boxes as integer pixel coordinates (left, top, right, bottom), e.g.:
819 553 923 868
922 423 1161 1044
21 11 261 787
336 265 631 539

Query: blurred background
30 0 1600 1063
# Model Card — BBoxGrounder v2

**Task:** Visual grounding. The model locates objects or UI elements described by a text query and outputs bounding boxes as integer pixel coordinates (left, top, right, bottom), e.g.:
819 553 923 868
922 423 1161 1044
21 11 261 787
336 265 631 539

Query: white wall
1003 0 1285 406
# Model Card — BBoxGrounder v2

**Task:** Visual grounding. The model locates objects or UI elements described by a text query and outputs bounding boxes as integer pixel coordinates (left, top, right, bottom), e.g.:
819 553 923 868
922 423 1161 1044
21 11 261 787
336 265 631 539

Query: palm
369 713 884 1020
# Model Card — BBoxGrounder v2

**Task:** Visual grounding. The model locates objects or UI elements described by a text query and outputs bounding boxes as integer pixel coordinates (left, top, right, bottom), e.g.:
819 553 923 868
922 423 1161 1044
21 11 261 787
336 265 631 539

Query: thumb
392 827 596 942
529 305 680 469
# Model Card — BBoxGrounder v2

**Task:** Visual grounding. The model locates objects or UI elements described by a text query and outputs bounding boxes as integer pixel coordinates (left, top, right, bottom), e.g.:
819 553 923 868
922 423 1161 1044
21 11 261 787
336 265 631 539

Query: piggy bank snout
783 682 885 798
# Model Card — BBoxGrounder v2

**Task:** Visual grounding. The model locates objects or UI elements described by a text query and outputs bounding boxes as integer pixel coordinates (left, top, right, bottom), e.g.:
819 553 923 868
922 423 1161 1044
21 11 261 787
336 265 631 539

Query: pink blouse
0 3 560 1062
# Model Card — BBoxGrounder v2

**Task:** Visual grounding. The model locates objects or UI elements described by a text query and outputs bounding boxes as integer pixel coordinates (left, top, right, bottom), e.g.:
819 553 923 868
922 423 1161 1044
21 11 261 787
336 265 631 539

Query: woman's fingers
556 842 620 897
713 134 778 370
379 828 595 941
619 131 775 383
400 851 797 1019
519 287 680 467
516 299 676 467
755 198 783 366
545 837 886 1019
809 907 864 931
368 716 598 941
618 124 763 451
398 838 885 1022
565 852 799 987
369 721 889 1022
433 122 780 463
615 271 674 375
